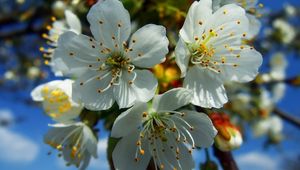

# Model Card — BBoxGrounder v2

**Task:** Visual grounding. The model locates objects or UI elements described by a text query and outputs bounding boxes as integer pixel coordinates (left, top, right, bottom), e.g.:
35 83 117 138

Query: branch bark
274 108 300 129
213 146 239 170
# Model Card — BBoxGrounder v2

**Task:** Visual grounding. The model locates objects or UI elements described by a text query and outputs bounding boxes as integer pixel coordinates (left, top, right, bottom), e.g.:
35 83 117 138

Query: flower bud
52 1 66 17
210 113 243 151
215 126 243 151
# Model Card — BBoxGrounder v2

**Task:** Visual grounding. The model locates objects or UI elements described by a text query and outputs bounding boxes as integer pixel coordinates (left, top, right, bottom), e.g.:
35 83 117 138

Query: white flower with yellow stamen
31 79 83 123
213 0 263 38
44 122 97 170
175 0 262 108
111 88 217 170
41 10 81 76
53 0 168 110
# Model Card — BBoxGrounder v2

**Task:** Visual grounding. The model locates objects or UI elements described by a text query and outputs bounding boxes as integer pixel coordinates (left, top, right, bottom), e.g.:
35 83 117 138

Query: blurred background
0 0 300 170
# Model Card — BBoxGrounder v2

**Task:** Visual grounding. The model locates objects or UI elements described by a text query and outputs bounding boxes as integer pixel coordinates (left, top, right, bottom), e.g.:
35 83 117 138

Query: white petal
218 48 263 83
269 116 283 134
131 70 157 102
272 83 286 103
179 0 213 42
206 4 249 46
176 143 195 169
181 110 217 147
208 4 248 29
153 88 193 112
212 0 221 11
50 60 64 77
30 80 69 101
246 14 261 39
113 70 137 108
175 38 190 78
31 84 49 101
87 0 131 49
53 31 103 76
65 10 82 34
83 125 98 157
159 137 181 169
111 102 147 138
112 131 151 170
127 24 168 68
114 69 157 108
184 66 228 108
73 70 115 111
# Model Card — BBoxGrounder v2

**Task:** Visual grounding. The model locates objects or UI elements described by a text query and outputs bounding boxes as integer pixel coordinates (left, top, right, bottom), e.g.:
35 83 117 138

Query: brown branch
213 146 239 170
274 108 300 129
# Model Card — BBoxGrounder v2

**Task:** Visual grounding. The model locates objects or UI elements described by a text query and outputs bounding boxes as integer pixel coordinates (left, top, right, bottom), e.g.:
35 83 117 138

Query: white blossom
44 122 98 170
272 83 286 103
273 19 296 44
269 53 288 102
252 116 283 137
111 88 217 170
284 3 297 17
53 0 169 110
175 0 262 108
27 66 40 79
270 52 288 81
41 10 81 76
4 71 16 81
31 79 83 123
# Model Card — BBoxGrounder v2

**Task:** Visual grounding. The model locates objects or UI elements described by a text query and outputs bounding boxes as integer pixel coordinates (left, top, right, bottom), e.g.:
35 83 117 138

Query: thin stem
205 148 211 162
213 146 239 170
274 108 300 129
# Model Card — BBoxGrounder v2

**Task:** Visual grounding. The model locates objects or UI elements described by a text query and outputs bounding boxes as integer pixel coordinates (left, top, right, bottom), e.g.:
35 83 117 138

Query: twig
213 146 239 170
274 108 300 129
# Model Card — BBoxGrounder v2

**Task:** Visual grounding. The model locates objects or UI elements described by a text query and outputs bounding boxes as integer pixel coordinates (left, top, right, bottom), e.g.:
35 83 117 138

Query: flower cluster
31 0 263 169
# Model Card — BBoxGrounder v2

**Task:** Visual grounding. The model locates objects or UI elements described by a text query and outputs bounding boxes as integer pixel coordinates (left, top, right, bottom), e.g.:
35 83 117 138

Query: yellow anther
142 112 148 117
46 25 52 31
221 57 226 63
51 90 62 97
51 16 56 22
42 33 48 39
58 103 71 113
42 86 49 94
139 149 145 155
56 145 62 151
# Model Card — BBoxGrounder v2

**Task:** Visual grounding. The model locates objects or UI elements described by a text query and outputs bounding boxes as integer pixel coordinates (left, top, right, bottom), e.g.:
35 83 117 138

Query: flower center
133 111 196 167
93 51 136 93
188 30 222 73
41 86 72 118
105 52 129 69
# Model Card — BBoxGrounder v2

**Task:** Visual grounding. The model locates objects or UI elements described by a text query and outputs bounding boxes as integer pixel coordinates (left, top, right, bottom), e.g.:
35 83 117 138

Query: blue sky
0 0 300 170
